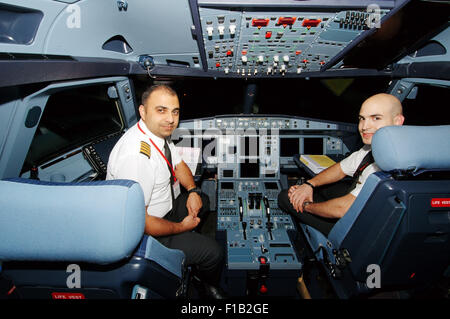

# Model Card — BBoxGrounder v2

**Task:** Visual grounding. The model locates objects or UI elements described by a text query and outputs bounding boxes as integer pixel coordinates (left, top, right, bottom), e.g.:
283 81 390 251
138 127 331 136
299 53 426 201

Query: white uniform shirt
106 119 181 217
339 144 380 197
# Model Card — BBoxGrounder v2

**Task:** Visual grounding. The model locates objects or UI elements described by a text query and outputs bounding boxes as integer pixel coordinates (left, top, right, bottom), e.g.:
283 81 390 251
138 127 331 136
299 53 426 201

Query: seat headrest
0 179 145 264
372 125 450 174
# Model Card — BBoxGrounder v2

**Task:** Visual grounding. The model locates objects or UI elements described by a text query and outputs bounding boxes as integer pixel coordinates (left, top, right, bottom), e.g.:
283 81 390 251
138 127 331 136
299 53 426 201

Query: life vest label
51 292 85 299
431 198 450 207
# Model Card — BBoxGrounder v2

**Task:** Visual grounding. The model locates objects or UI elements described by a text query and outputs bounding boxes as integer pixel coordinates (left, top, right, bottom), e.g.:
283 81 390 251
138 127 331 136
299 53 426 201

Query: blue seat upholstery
0 178 187 299
300 125 450 298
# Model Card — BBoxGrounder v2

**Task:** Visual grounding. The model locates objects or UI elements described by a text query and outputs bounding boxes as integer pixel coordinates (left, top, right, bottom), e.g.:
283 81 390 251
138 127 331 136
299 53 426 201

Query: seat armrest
135 235 185 279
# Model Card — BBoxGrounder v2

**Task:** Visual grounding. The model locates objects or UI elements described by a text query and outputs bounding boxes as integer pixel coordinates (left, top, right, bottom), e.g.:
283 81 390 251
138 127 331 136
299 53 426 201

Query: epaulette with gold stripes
139 141 151 158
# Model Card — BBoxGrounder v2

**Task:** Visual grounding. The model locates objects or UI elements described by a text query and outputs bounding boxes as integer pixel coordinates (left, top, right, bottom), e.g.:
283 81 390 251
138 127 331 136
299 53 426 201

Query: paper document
177 147 202 175
300 155 336 174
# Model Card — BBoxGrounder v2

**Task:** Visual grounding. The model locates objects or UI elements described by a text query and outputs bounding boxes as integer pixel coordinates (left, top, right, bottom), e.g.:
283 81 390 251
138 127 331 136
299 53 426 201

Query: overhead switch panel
198 6 389 77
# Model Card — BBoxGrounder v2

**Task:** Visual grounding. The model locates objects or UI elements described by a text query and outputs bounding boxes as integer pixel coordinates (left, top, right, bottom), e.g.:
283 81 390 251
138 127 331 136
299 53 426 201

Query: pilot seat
0 178 188 299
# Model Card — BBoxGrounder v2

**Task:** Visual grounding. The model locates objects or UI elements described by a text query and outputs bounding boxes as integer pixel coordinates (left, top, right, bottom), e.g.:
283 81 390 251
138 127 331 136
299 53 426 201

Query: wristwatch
296 178 315 189
188 187 202 196
302 201 313 212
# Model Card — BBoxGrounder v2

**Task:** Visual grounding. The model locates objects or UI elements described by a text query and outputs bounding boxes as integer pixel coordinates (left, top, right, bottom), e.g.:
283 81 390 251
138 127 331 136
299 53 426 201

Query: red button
216 62 221 67
226 50 233 56
260 285 268 294
265 31 272 39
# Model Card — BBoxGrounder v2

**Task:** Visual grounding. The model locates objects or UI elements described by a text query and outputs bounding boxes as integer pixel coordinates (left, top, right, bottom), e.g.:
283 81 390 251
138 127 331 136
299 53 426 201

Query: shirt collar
137 119 166 150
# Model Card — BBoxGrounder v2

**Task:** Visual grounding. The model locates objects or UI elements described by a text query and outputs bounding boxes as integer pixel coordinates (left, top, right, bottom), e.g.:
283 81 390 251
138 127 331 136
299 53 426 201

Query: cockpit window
402 84 450 126
255 77 391 123
144 77 391 123
150 77 391 122
22 84 123 172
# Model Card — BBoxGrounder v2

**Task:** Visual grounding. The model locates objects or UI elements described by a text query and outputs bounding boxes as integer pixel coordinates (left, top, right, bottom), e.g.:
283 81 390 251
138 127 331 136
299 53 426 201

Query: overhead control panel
198 5 390 76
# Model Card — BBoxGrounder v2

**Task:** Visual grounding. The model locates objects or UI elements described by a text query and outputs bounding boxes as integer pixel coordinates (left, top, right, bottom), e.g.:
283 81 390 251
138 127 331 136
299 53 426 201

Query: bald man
278 93 405 236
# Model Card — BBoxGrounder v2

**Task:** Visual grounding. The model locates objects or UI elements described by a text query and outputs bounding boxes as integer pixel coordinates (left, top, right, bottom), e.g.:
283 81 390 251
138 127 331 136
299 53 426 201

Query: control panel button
206 26 213 37
258 256 268 264
229 24 236 35
259 285 268 294
218 25 225 36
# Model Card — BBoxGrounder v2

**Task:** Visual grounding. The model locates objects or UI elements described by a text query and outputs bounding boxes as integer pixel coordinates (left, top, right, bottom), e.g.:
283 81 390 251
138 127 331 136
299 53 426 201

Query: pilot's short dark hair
141 84 178 105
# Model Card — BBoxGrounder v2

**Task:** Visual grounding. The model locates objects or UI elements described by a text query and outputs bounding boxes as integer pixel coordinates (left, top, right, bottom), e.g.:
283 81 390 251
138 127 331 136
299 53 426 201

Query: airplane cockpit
0 0 449 303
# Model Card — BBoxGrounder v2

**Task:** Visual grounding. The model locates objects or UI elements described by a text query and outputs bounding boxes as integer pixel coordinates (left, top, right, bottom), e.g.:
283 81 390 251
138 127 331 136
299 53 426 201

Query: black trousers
278 181 352 237
156 192 224 286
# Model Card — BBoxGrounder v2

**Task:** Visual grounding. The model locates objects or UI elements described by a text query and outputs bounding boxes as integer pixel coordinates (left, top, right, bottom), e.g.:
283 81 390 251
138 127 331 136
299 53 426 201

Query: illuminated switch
283 55 289 62
265 31 272 39
297 67 303 73
229 24 236 35
252 18 269 28
254 69 258 75
224 67 229 74
273 55 279 63
295 50 302 55
302 18 322 28
218 25 225 36
258 256 268 264
280 64 286 74
258 55 264 63
267 66 272 74
207 26 213 37
277 16 296 27
242 55 248 63
215 62 221 68
260 285 268 294
241 50 247 55
226 50 233 57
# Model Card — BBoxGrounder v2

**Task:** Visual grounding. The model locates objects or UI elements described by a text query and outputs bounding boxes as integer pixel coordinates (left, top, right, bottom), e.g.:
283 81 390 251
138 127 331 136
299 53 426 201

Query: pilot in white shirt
340 144 380 197
107 118 181 218
278 93 405 236
106 84 225 299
